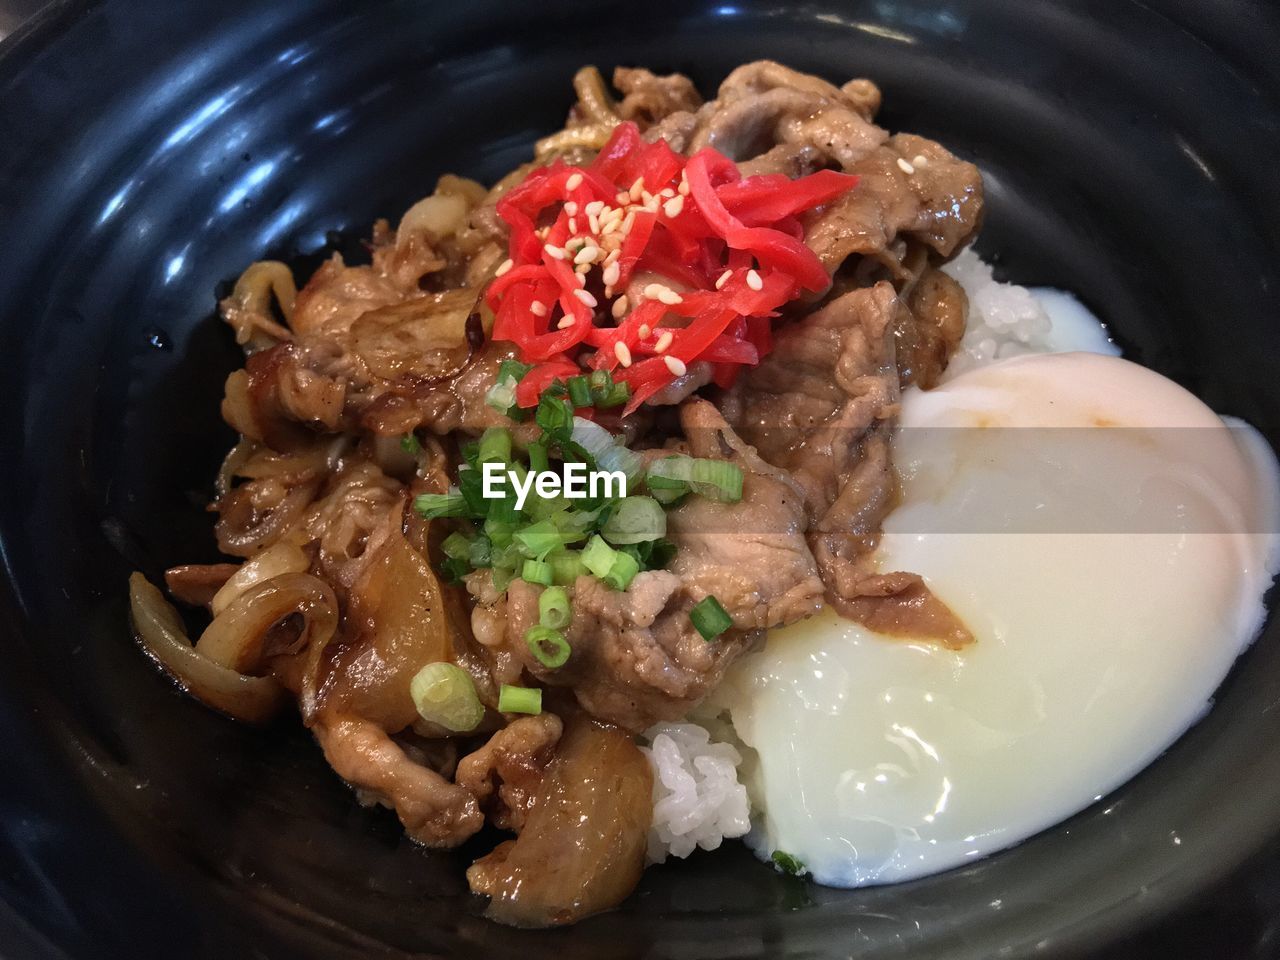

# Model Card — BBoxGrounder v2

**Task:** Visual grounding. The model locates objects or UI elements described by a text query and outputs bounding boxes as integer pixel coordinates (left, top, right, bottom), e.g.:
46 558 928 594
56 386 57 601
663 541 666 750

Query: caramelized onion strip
196 572 337 676
210 541 311 616
128 573 286 724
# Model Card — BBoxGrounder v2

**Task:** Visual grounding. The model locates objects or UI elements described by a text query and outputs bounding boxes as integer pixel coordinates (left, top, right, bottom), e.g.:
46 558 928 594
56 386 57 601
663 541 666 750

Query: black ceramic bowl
3 1 1280 957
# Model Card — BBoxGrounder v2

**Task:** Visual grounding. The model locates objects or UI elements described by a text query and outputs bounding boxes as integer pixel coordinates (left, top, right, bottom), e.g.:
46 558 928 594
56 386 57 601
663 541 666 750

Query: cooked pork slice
731 282 972 647
313 715 483 847
803 133 983 279
466 716 652 927
487 402 823 732
613 66 703 126
688 60 887 171
456 714 563 832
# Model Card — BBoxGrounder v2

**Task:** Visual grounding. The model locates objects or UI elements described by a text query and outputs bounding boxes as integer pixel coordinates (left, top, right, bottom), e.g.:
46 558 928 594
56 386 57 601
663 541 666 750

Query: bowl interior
2 1 1280 957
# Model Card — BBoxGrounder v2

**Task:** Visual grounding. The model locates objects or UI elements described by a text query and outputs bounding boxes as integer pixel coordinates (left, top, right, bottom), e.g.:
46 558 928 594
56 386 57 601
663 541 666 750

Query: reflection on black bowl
2 1 1280 957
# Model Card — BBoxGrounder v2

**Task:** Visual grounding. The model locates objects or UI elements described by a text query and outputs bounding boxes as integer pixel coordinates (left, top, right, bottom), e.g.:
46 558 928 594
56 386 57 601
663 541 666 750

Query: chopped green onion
548 551 587 585
478 427 513 465
460 439 480 468
491 564 517 592
484 378 517 414
690 594 733 640
603 550 639 591
440 531 472 560
527 438 550 473
581 534 617 579
645 456 743 503
525 625 571 669
413 491 471 520
440 556 470 583
498 684 542 715
498 358 533 383
617 537 676 572
597 381 630 407
410 662 484 732
515 518 565 559
691 458 744 502
771 851 807 877
538 585 572 630
400 433 422 455
521 558 553 586
457 469 489 515
535 393 574 437
467 534 492 568
566 374 593 409
571 417 641 484
587 369 629 407
485 517 518 548
601 496 666 545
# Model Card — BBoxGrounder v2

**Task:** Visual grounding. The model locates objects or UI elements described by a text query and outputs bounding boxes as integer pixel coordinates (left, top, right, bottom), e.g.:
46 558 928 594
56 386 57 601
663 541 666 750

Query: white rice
640 721 751 863
641 251 1104 865
940 246 1055 378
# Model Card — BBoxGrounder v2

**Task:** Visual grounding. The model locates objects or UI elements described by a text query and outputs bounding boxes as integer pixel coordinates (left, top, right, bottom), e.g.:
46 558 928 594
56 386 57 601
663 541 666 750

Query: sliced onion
600 496 666 545
128 573 286 724
197 572 337 675
210 541 310 616
571 417 643 486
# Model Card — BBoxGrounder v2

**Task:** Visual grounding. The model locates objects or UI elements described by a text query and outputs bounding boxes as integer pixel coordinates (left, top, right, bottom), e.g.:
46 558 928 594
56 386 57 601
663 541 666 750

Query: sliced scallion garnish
601 496 666 545
690 594 733 640
498 684 542 715
538 585 572 630
410 662 484 732
525 625 571 669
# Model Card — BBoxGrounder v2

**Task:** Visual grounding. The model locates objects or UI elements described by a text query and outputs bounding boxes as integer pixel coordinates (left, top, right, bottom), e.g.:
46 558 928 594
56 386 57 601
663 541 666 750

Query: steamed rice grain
641 722 751 862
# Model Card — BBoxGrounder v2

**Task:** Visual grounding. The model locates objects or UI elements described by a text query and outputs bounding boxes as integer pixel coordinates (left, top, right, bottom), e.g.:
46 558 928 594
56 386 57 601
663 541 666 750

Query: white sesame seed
913 154 929 168
557 314 575 329
660 187 676 199
638 323 651 338
614 342 632 367
585 200 604 217
663 355 687 377
568 216 578 233
746 269 763 291
616 191 631 206
495 258 514 277
588 212 601 234
677 179 690 196
896 157 915 175
611 294 629 319
573 288 598 308
601 219 619 235
715 269 733 290
600 205 623 225
661 289 682 305
573 244 598 265
530 300 547 317
602 262 620 287
663 195 684 218
564 200 579 216
621 210 636 234
575 263 590 276
654 331 673 353
629 177 645 201
566 172 583 190
544 244 567 260
605 249 620 265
